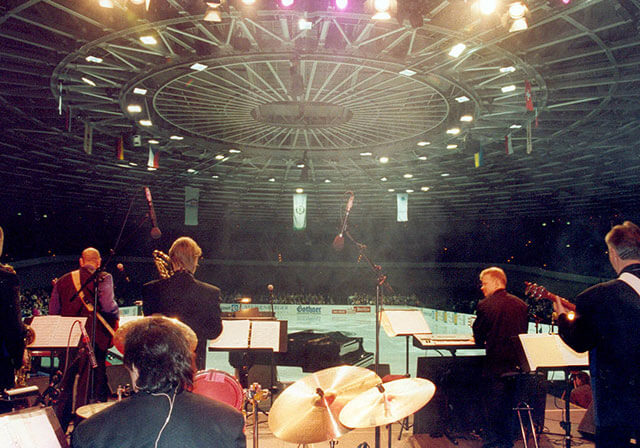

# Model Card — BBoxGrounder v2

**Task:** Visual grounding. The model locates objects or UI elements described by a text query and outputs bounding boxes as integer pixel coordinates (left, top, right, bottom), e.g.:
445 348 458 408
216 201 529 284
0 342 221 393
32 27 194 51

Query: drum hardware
192 369 244 411
247 382 269 448
75 401 115 419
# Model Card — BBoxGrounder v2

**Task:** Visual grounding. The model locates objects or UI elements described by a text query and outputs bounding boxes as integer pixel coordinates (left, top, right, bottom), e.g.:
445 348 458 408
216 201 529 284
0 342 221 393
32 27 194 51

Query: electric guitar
524 281 576 312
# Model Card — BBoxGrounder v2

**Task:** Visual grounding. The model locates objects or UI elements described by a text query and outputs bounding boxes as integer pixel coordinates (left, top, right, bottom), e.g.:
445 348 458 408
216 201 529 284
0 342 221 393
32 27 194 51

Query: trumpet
153 250 173 279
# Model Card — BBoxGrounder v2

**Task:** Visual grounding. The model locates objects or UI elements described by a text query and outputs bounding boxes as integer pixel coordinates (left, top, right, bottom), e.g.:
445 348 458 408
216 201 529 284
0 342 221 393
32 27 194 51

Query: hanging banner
397 193 408 222
293 193 307 230
185 186 199 226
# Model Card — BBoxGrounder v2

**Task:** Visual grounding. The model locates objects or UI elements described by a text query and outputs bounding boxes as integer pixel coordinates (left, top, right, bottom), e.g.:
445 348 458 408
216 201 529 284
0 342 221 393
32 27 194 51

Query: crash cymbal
339 377 436 429
268 365 381 444
76 401 115 419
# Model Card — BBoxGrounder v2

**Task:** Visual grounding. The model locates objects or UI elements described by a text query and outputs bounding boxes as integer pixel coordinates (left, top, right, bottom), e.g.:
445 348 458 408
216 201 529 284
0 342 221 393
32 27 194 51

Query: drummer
71 316 246 448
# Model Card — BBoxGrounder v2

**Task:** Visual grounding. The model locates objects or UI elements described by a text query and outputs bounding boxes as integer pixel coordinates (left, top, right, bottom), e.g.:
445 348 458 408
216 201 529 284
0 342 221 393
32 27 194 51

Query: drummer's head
123 316 196 394
169 236 202 274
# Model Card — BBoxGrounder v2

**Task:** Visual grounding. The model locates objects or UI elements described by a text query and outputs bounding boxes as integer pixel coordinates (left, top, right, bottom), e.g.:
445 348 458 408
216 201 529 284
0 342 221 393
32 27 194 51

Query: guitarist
49 247 119 429
554 221 640 448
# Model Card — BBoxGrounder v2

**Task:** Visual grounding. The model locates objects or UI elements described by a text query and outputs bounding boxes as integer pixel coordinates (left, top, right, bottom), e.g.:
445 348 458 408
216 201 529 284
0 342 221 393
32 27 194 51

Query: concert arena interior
1 0 639 446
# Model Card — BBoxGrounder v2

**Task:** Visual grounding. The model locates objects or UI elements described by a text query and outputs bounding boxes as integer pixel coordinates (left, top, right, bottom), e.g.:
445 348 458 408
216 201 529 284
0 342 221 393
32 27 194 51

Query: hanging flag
293 193 307 230
474 147 484 168
526 121 533 154
185 186 199 226
505 133 513 155
83 122 92 155
147 146 159 168
397 193 408 222
116 135 125 160
525 80 534 112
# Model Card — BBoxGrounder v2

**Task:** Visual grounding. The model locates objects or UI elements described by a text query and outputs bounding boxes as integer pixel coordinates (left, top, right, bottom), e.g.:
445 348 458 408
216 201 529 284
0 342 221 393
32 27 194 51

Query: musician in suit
555 221 640 448
473 267 529 448
72 316 246 448
49 247 119 428
143 237 223 370
0 226 25 412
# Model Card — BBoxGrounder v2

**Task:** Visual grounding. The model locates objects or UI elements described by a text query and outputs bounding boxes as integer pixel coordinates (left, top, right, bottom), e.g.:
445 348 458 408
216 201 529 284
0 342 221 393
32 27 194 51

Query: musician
49 247 119 427
71 316 246 448
554 221 640 448
472 267 528 448
0 226 25 412
143 237 222 370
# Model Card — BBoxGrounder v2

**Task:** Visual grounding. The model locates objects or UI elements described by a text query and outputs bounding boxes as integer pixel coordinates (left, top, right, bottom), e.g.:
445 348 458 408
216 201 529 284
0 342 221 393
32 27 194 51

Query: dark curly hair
123 317 195 393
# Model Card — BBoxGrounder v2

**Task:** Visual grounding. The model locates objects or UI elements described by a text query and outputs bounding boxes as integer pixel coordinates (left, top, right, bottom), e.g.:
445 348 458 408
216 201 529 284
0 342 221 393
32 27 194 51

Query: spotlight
372 0 391 20
336 0 348 9
448 43 466 58
131 0 145 4
281 0 294 7
99 0 114 7
204 1 223 21
476 0 497 14
507 2 528 32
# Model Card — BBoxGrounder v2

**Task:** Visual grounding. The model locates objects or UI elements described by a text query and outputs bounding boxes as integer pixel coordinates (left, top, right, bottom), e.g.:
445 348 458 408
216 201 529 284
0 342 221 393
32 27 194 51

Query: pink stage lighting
336 0 348 9
281 0 294 6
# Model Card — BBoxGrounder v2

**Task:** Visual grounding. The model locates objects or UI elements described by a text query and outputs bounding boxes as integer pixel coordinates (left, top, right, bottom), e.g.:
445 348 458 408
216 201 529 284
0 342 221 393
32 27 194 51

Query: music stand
381 309 431 375
0 406 69 447
516 334 589 448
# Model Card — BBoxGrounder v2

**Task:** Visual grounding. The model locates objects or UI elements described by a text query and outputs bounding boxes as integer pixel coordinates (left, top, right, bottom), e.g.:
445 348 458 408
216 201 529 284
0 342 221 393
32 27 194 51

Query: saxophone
15 324 35 387
153 250 173 279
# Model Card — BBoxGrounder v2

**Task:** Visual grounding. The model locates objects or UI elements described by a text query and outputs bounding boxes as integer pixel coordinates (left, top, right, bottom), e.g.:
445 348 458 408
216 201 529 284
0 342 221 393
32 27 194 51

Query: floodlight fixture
455 96 470 103
81 77 96 87
501 84 516 93
477 0 497 14
446 127 461 135
139 119 153 126
281 0 295 7
448 43 466 58
140 35 157 45
336 0 348 9
99 0 114 7
460 115 473 122
127 104 142 113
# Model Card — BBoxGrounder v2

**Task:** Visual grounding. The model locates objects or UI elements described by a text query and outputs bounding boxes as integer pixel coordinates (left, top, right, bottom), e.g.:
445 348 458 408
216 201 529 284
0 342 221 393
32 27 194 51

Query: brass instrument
16 324 35 387
153 250 173 279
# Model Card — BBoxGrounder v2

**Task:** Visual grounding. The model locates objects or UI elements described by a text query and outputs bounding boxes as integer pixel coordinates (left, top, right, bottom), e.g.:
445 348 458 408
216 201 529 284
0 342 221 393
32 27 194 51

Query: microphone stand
343 230 393 448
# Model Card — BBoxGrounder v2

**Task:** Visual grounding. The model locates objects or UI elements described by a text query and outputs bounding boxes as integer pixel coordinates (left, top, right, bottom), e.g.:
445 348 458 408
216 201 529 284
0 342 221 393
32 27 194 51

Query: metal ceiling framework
0 0 639 225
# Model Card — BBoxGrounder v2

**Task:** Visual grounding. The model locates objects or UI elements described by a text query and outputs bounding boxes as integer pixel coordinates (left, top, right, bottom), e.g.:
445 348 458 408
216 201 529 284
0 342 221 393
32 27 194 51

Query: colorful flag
397 193 408 222
83 122 92 155
116 135 125 160
147 146 159 168
505 133 513 155
526 121 533 154
525 80 534 112
185 186 199 226
293 193 307 230
474 148 483 168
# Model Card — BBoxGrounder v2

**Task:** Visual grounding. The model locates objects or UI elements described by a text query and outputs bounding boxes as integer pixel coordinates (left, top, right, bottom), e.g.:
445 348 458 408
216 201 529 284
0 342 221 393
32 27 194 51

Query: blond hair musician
0 226 26 412
72 316 245 448
143 237 222 370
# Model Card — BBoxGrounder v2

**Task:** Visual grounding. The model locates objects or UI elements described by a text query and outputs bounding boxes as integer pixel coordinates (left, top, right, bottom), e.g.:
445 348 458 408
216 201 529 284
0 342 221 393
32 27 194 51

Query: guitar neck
79 297 116 337
544 293 576 312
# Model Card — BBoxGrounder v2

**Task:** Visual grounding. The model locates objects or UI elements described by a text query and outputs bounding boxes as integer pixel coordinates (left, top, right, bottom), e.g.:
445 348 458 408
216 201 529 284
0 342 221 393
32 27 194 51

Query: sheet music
249 320 282 351
518 334 588 370
0 409 64 448
28 316 86 348
381 309 431 337
209 320 251 349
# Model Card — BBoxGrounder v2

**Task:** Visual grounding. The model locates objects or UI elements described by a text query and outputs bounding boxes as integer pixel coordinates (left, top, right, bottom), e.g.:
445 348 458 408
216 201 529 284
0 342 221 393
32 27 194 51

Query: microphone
143 186 162 239
79 324 98 369
116 263 130 282
332 192 354 251
267 284 275 316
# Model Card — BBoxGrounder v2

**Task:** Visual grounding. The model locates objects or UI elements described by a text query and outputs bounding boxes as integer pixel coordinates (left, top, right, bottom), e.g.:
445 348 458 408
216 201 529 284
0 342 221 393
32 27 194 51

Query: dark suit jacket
473 288 529 377
71 390 246 448
0 264 24 390
143 271 222 370
558 263 640 431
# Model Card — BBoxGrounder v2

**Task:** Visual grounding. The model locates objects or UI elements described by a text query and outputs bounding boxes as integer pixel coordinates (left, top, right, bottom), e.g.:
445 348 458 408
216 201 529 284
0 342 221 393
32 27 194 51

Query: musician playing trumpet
143 237 222 370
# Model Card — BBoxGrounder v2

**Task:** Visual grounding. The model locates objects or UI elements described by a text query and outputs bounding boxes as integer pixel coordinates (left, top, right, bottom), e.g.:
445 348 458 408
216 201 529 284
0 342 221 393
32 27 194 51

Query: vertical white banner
397 193 408 222
293 193 307 230
184 186 199 226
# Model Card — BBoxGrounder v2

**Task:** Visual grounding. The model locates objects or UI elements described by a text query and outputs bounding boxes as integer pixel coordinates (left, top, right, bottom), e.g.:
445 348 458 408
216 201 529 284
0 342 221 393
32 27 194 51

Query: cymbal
268 365 381 444
339 377 436 428
76 401 115 419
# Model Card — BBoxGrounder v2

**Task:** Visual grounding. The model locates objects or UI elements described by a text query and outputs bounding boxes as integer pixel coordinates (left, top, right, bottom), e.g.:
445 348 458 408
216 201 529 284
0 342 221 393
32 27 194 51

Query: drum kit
76 365 435 448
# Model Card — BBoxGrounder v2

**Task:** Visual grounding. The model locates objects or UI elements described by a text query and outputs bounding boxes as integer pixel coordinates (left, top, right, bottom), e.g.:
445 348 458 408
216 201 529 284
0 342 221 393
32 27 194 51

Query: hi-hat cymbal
268 365 381 444
76 401 115 419
339 377 436 429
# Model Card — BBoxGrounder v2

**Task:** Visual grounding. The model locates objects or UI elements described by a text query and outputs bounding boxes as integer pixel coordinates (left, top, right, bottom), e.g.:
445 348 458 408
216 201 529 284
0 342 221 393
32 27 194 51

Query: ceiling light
441 173 450 177
140 35 157 45
373 0 390 12
204 4 222 22
242 0 256 4
215 154 225 160
281 0 295 6
460 115 474 122
187 168 197 173
418 156 427 160
501 85 516 93
477 0 497 14
170 135 184 140
509 17 528 32
133 87 148 95
421 186 430 191
399 69 416 77
129 162 138 167
380 177 388 182
81 77 96 87
268 177 276 182
229 148 241 153
298 19 312 30
388 188 395 192
99 0 114 7
447 144 458 149
379 156 389 164
360 151 372 156
406 189 414 193
296 161 305 168
448 43 466 58
139 119 152 126
127 104 142 113
85 55 103 63
190 63 208 71
455 96 470 103
508 2 527 19
403 173 413 178
212 175 220 179
148 139 160 144
372 11 391 19
500 66 516 73
417 141 430 146
147 167 157 171
446 127 461 135
336 0 348 9
130 0 145 4
295 187 304 193
510 124 522 129
324 179 331 183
